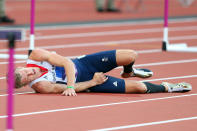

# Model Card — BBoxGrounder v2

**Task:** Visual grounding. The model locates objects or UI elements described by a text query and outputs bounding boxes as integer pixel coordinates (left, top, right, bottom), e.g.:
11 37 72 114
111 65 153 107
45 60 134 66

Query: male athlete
14 48 192 96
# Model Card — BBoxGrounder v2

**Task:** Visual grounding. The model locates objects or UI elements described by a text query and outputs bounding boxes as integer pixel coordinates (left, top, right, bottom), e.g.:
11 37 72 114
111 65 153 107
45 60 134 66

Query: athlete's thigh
88 76 126 93
77 50 118 73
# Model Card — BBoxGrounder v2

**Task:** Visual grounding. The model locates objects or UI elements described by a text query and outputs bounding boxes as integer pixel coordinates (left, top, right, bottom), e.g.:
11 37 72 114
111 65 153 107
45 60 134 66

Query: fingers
96 72 106 79
62 92 77 96
94 72 108 84
104 76 108 82
99 72 108 82
62 89 77 96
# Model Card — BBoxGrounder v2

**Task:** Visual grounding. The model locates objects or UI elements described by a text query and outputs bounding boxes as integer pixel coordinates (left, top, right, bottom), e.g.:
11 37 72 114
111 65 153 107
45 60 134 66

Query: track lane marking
0 93 197 119
25 26 197 40
90 116 197 131
0 35 197 53
0 48 161 65
0 58 197 96
0 74 196 97
1 58 197 78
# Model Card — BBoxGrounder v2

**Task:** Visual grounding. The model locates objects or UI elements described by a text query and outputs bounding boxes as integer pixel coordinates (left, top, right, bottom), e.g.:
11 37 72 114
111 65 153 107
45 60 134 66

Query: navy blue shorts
72 50 125 93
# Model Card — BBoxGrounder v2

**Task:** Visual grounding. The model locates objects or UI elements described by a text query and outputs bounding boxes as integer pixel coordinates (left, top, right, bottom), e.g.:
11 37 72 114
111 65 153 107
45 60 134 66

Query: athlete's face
19 67 40 85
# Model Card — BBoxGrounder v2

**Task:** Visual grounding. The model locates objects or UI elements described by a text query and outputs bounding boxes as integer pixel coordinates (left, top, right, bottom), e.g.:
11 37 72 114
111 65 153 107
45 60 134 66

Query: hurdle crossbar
0 29 26 41
0 29 28 59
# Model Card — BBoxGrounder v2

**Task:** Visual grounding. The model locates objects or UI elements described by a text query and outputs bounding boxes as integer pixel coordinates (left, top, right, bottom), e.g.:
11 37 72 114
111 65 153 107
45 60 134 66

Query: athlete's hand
62 88 77 96
93 72 108 85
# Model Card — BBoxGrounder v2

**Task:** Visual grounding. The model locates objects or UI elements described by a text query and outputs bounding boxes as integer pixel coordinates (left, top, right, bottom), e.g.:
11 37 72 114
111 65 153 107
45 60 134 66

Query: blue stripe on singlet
55 66 66 84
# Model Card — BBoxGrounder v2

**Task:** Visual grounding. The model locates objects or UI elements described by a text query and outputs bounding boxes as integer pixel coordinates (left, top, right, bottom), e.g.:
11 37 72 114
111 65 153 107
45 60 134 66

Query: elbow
39 89 53 94
33 83 54 94
35 87 53 94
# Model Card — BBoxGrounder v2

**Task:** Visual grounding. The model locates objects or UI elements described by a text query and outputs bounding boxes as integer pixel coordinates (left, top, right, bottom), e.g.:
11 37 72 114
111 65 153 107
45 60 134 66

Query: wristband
67 86 74 89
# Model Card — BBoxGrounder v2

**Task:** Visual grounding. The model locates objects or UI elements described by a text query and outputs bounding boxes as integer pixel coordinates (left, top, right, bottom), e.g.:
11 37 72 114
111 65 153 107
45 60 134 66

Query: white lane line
0 77 5 80
1 50 197 66
0 49 161 64
25 26 197 40
1 58 197 78
0 34 197 53
0 93 197 119
0 92 35 97
0 74 196 97
140 74 197 82
90 116 197 131
134 59 197 68
0 60 26 65
0 38 162 52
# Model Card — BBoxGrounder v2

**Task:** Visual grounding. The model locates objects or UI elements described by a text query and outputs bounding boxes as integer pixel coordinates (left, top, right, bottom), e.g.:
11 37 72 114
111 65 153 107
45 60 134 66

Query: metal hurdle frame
1 0 36 130
0 28 27 59
29 0 35 55
6 33 16 131
0 0 35 59
162 0 197 52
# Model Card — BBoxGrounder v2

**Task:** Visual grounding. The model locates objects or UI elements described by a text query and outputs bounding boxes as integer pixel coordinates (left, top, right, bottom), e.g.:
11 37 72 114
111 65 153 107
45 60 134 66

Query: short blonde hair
14 67 26 89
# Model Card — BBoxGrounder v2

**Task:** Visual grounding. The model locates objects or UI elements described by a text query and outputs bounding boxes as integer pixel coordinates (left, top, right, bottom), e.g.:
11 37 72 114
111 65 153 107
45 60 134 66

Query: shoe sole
134 73 153 78
133 68 153 78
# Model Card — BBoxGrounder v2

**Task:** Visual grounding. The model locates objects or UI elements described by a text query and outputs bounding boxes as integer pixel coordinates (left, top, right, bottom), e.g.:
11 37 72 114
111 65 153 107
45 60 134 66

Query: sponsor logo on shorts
102 57 108 62
113 81 118 87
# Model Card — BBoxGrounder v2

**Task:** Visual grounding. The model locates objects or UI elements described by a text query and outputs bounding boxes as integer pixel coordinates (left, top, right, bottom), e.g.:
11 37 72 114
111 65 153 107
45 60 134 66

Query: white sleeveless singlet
26 59 77 87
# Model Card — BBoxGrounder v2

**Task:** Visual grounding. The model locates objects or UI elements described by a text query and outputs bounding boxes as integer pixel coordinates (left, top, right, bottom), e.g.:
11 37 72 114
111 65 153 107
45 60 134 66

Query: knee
129 50 138 60
124 49 138 62
117 49 138 59
125 80 147 93
116 49 138 65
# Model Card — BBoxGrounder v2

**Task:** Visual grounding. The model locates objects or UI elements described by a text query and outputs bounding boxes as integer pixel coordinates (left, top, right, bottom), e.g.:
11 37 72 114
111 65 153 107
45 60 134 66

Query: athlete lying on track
14 49 192 96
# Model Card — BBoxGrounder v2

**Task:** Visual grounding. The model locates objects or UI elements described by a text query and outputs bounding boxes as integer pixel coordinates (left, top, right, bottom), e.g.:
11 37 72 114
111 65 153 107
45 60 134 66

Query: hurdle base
162 42 197 52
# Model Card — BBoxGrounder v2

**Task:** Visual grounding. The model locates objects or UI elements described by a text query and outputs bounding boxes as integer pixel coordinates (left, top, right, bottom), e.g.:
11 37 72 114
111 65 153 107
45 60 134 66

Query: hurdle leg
6 33 15 131
29 0 35 55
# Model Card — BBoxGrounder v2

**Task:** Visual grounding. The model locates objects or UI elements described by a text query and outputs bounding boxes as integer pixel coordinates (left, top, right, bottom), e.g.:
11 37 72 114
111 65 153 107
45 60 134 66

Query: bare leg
125 80 169 93
116 49 137 78
116 49 137 66
125 80 147 93
116 49 153 78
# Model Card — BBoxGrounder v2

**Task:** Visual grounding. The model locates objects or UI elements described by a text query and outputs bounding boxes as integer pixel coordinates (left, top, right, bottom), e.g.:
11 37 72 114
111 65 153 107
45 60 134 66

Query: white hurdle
162 0 197 52
29 0 35 55
0 0 35 60
0 28 28 59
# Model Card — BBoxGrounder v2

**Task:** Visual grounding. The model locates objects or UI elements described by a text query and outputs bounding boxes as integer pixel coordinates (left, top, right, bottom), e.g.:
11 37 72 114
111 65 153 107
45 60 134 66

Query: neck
33 67 44 78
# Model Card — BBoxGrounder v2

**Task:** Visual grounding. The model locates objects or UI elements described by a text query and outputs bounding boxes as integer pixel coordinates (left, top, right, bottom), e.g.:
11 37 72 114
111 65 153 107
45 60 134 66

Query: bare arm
29 48 76 88
32 72 108 96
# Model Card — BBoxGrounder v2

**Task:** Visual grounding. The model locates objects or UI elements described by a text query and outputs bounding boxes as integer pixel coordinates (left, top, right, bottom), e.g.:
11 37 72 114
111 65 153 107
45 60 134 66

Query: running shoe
121 68 153 78
161 82 192 93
